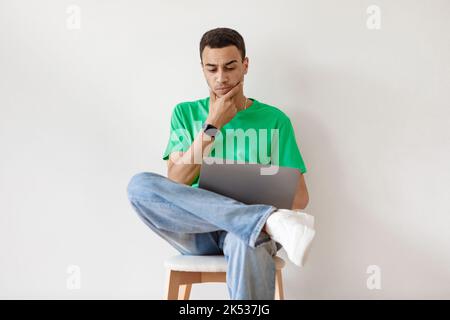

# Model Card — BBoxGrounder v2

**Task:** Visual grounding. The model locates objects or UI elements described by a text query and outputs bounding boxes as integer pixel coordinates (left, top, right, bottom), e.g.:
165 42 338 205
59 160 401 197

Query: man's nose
216 70 228 84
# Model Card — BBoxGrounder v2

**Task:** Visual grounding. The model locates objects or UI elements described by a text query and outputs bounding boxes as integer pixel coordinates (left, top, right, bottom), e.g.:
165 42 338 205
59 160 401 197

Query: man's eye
207 68 234 72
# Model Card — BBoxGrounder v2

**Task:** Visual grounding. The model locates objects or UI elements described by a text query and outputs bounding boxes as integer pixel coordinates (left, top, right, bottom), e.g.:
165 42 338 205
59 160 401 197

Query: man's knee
127 171 162 200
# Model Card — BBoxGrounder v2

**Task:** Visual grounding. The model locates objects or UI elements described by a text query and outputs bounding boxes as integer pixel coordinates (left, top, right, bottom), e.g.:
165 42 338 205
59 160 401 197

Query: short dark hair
199 27 246 62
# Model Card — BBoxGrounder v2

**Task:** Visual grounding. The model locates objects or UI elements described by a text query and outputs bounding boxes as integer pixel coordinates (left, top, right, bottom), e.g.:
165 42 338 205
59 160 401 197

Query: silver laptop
198 157 301 209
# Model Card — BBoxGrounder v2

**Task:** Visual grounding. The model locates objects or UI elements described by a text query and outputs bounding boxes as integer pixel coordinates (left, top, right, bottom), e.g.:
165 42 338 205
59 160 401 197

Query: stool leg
165 270 180 300
178 284 192 300
274 270 285 300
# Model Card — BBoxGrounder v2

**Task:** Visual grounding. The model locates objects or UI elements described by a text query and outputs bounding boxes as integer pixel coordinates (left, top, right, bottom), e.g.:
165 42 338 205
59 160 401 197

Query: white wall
1 0 449 299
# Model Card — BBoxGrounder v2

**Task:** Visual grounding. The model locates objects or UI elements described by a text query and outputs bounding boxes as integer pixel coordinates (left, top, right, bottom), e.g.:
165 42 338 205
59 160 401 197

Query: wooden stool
164 254 286 300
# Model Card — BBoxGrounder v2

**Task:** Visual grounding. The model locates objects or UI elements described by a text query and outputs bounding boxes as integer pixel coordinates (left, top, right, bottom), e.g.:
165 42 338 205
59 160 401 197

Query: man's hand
206 81 243 129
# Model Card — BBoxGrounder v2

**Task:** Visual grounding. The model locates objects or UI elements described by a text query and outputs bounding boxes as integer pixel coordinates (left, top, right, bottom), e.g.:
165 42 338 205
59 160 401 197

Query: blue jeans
126 171 282 300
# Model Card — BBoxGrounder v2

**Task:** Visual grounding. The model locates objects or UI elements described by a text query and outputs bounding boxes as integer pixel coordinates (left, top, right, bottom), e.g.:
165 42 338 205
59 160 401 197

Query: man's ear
243 57 249 75
200 61 207 77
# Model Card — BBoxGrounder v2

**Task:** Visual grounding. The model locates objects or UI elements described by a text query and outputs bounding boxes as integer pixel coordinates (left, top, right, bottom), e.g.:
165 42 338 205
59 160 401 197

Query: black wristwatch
202 123 219 139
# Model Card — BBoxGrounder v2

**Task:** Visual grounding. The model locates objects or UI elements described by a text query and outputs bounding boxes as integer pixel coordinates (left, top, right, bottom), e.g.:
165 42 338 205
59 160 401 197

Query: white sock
265 209 316 267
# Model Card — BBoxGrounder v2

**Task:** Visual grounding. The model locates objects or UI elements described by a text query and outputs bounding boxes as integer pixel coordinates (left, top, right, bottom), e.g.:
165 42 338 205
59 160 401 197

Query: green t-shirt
162 97 307 188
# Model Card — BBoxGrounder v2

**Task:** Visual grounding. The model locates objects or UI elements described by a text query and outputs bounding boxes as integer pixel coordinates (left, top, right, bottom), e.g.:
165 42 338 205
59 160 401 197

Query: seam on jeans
248 206 276 248
128 196 178 208
129 194 215 227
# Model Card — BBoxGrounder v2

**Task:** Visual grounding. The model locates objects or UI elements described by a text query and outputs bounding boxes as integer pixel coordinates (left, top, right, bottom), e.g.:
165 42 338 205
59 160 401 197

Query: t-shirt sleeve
162 105 193 161
275 118 307 173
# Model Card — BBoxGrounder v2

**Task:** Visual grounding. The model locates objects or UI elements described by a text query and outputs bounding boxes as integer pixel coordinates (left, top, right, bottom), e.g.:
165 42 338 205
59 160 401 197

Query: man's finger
224 81 242 100
209 87 217 104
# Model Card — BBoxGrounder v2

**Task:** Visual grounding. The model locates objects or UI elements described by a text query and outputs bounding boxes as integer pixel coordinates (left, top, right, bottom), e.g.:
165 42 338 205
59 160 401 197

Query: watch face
203 124 218 137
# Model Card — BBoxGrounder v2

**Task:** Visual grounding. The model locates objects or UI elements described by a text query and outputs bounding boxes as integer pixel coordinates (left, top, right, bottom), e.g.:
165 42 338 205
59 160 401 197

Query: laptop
198 157 301 209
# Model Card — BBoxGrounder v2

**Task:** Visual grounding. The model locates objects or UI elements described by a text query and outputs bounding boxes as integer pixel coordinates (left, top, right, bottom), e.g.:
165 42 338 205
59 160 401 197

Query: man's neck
235 93 253 112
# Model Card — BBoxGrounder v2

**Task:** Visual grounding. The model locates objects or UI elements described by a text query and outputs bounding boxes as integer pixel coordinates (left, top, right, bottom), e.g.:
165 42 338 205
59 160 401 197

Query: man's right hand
206 81 243 129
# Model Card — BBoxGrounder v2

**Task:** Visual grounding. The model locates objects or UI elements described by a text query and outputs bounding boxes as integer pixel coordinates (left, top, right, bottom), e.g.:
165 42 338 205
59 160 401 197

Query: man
127 27 315 300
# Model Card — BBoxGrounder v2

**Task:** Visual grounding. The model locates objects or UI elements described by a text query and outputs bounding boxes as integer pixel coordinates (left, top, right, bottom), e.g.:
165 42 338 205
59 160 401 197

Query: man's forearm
291 175 309 210
291 193 309 210
167 130 215 185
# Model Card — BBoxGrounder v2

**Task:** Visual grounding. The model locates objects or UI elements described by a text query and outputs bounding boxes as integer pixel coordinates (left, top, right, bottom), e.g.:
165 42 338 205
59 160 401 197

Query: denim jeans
126 171 282 300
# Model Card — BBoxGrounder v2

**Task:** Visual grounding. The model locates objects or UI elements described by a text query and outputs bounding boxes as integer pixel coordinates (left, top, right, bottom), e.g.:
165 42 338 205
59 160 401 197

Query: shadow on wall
280 64 450 299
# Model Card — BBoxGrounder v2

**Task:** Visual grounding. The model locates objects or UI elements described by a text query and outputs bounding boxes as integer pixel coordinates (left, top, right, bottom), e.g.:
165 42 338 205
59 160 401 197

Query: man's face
201 45 248 98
